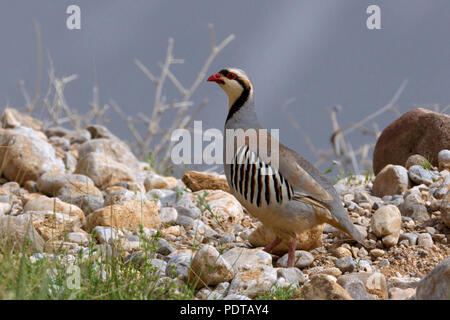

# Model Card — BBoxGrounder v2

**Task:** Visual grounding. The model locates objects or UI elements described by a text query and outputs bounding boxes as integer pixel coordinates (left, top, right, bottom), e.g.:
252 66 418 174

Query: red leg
287 237 297 267
264 236 282 253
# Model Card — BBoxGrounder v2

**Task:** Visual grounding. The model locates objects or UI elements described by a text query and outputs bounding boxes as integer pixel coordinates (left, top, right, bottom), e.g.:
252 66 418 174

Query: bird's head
207 68 252 108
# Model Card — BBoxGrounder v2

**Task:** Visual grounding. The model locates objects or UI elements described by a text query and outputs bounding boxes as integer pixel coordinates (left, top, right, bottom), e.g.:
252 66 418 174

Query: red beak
207 73 224 84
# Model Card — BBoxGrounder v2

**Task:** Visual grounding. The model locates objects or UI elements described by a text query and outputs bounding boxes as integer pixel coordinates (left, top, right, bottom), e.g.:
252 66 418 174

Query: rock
144 174 178 191
370 205 401 246
331 246 353 258
103 186 140 206
193 190 244 226
93 226 119 244
400 192 430 222
276 268 307 286
86 125 120 140
0 215 45 252
160 207 178 225
0 127 64 184
78 138 140 169
370 249 385 259
0 202 11 216
166 250 193 281
66 232 89 245
146 189 178 207
70 130 91 144
174 193 202 220
23 195 85 225
408 165 437 186
441 191 450 227
405 154 429 170
1 108 42 130
415 258 450 300
300 274 353 300
389 287 416 300
155 238 175 255
373 108 450 174
438 150 450 171
381 234 399 248
388 277 421 289
181 171 231 193
45 127 73 138
188 245 234 288
276 250 314 269
337 272 388 300
228 265 277 298
87 200 160 231
24 211 82 241
75 153 136 189
335 256 355 273
417 233 433 248
37 173 104 213
248 223 324 255
372 165 409 197
341 277 370 300
222 248 272 272
399 232 418 245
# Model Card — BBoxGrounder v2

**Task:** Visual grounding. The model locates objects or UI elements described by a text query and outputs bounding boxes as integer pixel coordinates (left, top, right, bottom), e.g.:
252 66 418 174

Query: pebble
277 268 307 286
370 249 385 259
408 165 436 186
276 250 314 269
159 207 178 225
417 233 433 248
399 232 418 245
341 277 370 300
335 256 355 273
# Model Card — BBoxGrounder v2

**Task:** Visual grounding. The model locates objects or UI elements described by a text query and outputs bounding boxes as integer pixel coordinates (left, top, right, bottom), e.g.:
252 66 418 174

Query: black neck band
226 80 250 122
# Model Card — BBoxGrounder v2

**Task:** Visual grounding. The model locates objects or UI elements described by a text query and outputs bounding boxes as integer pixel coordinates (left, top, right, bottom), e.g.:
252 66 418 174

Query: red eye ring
227 73 237 80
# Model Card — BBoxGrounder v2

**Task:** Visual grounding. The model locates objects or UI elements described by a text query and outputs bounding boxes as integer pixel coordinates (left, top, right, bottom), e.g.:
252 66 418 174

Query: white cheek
223 80 244 106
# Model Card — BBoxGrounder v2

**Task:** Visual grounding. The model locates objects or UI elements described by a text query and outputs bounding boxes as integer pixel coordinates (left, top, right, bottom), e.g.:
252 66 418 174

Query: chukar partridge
207 68 367 267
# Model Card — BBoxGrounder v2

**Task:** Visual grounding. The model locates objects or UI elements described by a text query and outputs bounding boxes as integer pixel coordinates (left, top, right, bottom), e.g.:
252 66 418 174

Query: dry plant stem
114 25 234 163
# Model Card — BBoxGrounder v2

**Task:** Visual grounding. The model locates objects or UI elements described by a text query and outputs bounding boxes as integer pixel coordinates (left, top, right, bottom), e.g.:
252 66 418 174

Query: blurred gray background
0 0 449 173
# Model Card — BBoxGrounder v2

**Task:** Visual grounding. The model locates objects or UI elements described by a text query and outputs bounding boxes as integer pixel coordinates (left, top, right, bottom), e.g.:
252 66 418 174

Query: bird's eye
227 73 237 80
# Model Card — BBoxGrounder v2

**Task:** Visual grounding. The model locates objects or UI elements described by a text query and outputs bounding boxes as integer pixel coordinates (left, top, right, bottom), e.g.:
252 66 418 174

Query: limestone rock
1 108 42 130
0 215 45 252
78 138 140 169
182 171 231 193
400 192 430 222
0 127 64 184
75 153 136 190
415 258 450 300
189 245 234 288
24 211 82 242
300 274 353 300
87 200 160 231
222 247 272 272
276 250 314 269
144 173 179 191
228 265 277 298
23 194 85 225
372 165 409 197
337 272 388 299
370 205 401 247
37 173 104 213
194 190 244 227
